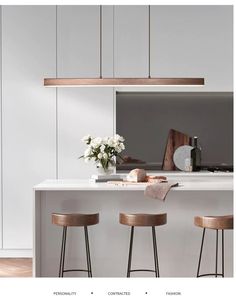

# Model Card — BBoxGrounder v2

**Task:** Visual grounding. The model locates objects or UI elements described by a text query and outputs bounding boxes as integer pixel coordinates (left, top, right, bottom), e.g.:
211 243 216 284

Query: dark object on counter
194 215 233 278
117 155 145 164
206 165 233 172
191 136 201 171
162 129 192 171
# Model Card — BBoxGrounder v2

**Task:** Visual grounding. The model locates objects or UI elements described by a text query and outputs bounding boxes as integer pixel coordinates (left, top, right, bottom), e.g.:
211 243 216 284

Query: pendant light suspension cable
100 5 102 79
148 5 151 79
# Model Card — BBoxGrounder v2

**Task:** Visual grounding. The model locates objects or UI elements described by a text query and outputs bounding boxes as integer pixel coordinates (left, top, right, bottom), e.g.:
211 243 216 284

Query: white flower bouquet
80 134 125 173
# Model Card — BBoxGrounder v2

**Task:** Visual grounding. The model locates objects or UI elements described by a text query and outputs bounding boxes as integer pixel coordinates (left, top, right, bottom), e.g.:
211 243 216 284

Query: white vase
96 161 115 175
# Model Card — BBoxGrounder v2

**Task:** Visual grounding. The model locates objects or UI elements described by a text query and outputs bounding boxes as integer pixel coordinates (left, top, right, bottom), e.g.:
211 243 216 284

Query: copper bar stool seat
194 215 233 278
52 213 99 277
120 213 167 277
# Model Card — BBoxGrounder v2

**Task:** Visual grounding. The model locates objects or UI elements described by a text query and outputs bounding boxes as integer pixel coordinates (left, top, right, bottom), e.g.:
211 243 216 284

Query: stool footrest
129 269 156 273
63 269 90 273
197 273 224 278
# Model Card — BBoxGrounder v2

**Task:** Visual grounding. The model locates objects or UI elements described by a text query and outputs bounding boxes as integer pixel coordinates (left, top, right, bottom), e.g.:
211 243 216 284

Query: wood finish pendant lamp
44 6 204 87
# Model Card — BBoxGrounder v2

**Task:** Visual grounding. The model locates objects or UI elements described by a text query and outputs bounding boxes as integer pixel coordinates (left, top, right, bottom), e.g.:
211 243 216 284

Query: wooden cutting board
162 129 191 171
107 181 149 185
107 180 167 185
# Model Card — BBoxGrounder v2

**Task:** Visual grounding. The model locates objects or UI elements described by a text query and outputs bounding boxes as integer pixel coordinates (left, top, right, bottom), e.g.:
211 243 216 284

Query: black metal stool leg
59 226 67 277
152 227 160 277
197 228 205 277
59 227 64 277
222 230 224 277
60 226 67 277
215 229 218 278
59 227 66 277
84 226 92 278
127 226 134 278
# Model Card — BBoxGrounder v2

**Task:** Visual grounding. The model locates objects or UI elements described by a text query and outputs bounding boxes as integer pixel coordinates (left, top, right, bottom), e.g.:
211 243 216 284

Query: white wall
0 5 233 256
57 88 114 178
1 6 56 252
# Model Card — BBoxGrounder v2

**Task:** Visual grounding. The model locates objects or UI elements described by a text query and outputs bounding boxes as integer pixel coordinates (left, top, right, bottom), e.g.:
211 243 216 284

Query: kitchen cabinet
114 5 149 78
1 6 56 249
150 5 233 91
101 5 114 77
57 5 100 78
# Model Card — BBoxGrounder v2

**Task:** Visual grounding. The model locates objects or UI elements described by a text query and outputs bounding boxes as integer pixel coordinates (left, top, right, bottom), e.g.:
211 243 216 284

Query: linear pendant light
44 6 204 87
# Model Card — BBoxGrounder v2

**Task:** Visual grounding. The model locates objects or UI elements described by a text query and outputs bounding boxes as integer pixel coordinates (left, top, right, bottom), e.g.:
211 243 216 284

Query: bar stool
52 213 99 277
194 215 233 278
120 213 167 277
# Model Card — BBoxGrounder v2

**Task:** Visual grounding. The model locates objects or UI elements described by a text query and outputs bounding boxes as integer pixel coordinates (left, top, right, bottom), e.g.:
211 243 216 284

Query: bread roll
127 169 146 182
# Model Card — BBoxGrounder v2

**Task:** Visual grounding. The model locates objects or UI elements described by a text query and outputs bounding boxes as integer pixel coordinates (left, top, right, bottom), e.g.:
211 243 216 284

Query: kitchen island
33 173 233 277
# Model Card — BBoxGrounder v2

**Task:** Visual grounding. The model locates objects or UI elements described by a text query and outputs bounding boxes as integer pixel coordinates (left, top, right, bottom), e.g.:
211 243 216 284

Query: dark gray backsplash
116 92 233 169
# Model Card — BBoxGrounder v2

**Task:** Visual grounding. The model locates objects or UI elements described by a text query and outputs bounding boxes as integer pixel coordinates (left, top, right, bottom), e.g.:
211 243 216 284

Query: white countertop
34 173 233 191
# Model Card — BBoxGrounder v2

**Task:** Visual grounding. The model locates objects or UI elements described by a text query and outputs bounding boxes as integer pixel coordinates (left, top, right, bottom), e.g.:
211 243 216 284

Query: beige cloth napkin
144 182 178 201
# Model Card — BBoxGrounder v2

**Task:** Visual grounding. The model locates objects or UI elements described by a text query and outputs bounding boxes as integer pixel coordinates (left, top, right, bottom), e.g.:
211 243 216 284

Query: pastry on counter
127 168 147 182
126 168 167 183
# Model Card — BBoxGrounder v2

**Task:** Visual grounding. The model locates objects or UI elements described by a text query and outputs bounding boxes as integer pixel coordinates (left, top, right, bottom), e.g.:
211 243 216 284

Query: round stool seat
194 215 233 230
120 213 167 227
52 213 99 227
